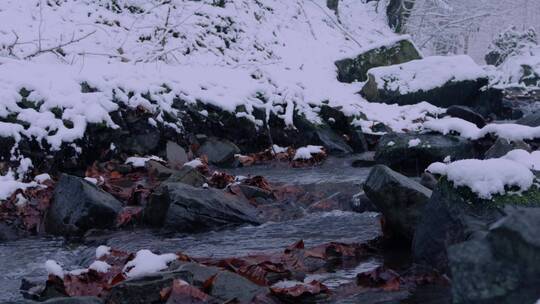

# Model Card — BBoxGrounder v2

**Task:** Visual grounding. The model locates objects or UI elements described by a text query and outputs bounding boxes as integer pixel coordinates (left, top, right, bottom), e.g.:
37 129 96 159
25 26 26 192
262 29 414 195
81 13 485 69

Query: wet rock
143 182 260 232
449 207 540 304
364 165 431 240
198 137 240 166
351 152 376 168
45 174 123 236
516 111 540 127
335 38 421 83
413 178 540 270
238 184 274 200
375 133 475 176
351 191 378 213
0 222 19 242
42 297 103 304
206 270 268 302
419 172 438 190
145 160 177 181
361 56 503 117
295 114 354 154
446 105 486 128
173 263 221 288
166 141 188 168
484 138 531 159
106 271 193 304
166 166 207 188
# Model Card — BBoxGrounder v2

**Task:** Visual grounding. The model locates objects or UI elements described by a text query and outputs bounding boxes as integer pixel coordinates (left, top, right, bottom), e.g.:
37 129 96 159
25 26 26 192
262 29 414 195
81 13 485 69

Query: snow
423 117 480 139
424 116 540 142
272 145 288 154
426 159 534 199
84 177 98 184
183 159 203 168
387 141 395 147
95 245 111 259
497 46 540 87
89 261 111 273
408 138 421 147
34 173 51 183
0 171 37 201
123 249 177 278
45 260 64 278
293 145 324 160
125 155 164 167
502 149 540 170
367 55 487 94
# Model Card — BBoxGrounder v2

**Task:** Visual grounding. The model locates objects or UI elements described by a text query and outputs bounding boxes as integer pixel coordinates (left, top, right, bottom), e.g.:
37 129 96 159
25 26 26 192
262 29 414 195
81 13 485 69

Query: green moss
439 177 540 208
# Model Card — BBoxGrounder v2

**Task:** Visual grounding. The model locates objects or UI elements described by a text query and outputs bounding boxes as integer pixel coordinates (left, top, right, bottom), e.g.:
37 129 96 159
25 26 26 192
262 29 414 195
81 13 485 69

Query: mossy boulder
335 38 421 83
413 177 540 270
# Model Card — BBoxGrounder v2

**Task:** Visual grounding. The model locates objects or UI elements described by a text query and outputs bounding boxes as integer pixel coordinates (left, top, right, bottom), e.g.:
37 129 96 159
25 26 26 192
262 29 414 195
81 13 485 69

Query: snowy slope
0 0 444 199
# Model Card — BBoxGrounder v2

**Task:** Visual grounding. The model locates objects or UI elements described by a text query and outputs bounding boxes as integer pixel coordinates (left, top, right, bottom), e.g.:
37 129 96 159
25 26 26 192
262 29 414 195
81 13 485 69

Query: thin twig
24 31 97 59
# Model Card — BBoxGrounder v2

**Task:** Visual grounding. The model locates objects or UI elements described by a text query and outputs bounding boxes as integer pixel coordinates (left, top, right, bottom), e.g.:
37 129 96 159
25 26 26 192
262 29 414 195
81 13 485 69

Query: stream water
0 156 450 303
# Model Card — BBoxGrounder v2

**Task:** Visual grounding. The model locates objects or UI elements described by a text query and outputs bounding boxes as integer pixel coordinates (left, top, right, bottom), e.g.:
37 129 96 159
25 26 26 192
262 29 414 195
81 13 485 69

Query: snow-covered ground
0 0 447 199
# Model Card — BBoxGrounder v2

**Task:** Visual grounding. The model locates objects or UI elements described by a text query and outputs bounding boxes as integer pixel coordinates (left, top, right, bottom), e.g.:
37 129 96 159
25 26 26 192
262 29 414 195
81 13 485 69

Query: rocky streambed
0 155 453 304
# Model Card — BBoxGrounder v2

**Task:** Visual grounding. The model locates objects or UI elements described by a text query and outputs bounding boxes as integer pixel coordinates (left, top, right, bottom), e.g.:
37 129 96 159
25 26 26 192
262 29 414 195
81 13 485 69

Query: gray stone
198 137 240 166
484 138 531 159
43 297 103 304
166 141 188 168
446 105 486 128
375 133 476 176
516 111 540 127
45 174 122 236
106 271 193 304
208 270 267 303
144 182 260 232
364 165 432 240
449 207 540 303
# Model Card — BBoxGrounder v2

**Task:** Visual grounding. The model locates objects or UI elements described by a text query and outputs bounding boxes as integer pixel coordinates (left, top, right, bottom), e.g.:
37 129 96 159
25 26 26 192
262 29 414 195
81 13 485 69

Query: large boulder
364 165 432 241
413 177 540 270
45 174 123 236
449 207 540 303
361 55 503 117
207 270 268 302
335 38 421 83
375 133 476 176
143 182 260 232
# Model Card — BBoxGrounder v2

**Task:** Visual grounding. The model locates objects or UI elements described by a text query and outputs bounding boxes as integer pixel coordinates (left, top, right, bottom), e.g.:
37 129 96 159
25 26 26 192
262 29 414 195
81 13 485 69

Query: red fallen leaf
160 286 172 301
356 266 401 291
242 176 272 192
208 171 235 189
201 274 217 295
284 240 304 253
116 206 143 227
270 280 330 301
166 279 210 303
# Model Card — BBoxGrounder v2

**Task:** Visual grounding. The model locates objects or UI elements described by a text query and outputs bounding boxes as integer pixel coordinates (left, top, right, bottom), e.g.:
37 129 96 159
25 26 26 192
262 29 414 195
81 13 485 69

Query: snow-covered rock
361 55 503 116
